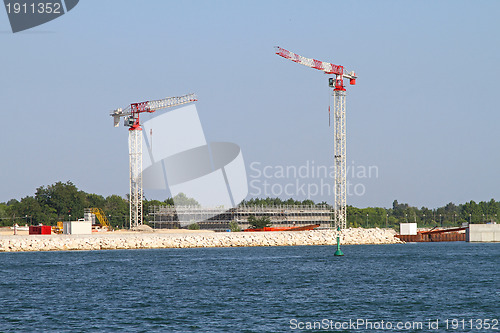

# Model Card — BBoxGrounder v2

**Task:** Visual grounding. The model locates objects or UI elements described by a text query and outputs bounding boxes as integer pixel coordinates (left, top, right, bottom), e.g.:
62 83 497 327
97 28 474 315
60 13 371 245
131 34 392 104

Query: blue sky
1 0 499 208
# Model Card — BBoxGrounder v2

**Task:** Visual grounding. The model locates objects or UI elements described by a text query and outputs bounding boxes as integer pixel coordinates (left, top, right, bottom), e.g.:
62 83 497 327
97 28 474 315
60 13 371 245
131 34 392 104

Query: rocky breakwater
0 228 403 252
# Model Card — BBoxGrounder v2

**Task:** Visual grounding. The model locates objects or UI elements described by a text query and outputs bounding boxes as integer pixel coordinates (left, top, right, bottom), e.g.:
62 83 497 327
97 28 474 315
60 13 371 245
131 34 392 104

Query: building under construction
148 205 333 231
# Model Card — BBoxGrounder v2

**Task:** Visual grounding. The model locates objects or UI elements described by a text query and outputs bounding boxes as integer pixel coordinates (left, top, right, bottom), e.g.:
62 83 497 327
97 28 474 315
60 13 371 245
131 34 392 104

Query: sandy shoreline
0 228 403 252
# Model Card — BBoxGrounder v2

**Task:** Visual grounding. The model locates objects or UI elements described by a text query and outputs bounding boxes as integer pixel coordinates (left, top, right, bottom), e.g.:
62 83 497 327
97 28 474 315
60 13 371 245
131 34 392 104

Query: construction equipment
110 93 198 228
87 208 111 230
275 46 357 229
52 221 64 234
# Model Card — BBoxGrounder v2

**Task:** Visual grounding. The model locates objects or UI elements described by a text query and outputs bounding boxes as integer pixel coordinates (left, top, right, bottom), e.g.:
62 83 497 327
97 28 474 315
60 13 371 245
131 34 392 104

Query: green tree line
347 199 499 229
240 197 499 228
241 197 327 207
1 182 498 229
0 181 173 228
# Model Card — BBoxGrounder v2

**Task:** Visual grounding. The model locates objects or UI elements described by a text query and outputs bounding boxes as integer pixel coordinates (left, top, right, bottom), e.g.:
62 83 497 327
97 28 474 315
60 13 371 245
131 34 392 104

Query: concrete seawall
0 228 403 252
467 224 500 242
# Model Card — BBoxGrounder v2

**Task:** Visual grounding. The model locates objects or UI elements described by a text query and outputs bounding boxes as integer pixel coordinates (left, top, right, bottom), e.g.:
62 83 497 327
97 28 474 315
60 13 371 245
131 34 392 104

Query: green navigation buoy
334 226 344 256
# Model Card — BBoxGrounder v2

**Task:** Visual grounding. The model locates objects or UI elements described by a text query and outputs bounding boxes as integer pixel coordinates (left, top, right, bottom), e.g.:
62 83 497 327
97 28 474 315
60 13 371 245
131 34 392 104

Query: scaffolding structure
149 204 333 231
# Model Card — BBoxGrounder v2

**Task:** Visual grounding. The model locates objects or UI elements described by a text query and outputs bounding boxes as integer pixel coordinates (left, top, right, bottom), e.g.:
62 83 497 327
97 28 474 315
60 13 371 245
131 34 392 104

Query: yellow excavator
88 208 111 231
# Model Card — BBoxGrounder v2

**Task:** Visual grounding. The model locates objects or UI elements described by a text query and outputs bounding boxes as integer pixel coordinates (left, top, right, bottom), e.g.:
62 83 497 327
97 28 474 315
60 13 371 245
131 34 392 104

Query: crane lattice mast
275 46 357 230
110 93 197 228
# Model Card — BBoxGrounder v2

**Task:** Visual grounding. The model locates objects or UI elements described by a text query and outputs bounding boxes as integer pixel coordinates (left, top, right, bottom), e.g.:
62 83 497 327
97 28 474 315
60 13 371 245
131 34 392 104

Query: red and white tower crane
110 93 197 228
275 46 357 229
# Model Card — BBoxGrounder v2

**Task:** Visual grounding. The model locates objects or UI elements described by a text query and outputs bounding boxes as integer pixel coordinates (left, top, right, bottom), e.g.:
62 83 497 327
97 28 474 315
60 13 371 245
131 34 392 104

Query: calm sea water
0 242 498 332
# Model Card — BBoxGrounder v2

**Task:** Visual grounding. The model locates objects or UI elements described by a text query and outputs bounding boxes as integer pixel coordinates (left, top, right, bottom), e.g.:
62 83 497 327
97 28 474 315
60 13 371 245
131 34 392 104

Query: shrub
229 221 241 232
188 223 200 230
247 216 272 229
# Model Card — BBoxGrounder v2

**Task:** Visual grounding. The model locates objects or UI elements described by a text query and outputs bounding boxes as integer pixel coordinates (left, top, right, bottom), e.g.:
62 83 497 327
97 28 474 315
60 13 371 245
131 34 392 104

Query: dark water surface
0 242 498 332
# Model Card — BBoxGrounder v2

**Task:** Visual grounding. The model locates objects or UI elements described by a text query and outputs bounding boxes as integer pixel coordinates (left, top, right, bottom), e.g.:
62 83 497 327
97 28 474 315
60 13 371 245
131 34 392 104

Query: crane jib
275 46 344 76
128 94 197 115
312 59 323 70
131 102 151 114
